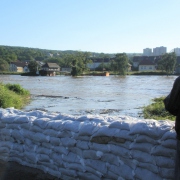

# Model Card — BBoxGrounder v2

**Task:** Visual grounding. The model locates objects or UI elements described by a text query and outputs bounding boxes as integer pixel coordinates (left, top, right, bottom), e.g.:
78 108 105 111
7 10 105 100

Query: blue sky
0 0 179 53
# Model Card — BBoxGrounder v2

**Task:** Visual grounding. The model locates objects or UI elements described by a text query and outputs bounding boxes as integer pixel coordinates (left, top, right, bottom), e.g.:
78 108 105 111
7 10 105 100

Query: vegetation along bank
0 83 30 109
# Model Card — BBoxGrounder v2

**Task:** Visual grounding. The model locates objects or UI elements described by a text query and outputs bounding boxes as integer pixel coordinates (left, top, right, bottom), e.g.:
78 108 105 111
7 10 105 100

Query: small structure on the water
40 63 60 76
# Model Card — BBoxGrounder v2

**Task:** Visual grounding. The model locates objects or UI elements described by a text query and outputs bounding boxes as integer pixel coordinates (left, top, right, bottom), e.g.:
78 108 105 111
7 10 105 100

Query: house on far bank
138 59 156 71
9 61 29 72
40 63 60 76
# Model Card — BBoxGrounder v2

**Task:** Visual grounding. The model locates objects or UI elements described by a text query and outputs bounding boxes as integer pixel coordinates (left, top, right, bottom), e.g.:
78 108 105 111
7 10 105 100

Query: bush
5 83 29 95
143 97 175 120
0 83 30 109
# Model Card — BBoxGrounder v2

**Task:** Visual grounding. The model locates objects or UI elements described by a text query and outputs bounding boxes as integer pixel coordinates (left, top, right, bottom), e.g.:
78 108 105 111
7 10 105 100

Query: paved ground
0 161 60 180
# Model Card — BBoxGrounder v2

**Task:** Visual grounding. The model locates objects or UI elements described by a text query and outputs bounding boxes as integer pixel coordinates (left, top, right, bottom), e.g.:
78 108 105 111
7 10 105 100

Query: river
0 75 177 118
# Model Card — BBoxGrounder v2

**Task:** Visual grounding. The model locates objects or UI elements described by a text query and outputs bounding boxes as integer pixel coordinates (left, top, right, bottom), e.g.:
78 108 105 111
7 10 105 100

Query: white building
143 48 152 56
174 48 180 56
153 46 167 56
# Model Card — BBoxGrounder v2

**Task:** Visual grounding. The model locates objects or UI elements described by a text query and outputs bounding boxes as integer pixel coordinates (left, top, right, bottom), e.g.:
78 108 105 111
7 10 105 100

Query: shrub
0 83 30 109
143 97 175 120
5 83 29 95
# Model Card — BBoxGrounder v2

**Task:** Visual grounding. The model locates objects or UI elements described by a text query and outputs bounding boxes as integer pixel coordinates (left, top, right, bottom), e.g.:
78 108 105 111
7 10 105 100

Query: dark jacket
165 76 180 137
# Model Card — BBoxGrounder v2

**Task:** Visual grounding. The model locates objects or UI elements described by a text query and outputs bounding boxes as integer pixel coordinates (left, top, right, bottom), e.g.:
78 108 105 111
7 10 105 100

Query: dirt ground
0 161 60 180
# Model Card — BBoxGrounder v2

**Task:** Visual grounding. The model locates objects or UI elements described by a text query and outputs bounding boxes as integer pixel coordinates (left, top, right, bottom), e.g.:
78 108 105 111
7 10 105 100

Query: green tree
28 61 39 73
111 53 129 75
158 52 176 75
0 58 9 71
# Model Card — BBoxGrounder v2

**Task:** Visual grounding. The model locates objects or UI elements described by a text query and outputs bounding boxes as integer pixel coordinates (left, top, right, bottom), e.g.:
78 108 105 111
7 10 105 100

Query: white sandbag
24 151 39 164
78 122 99 136
83 150 101 160
0 128 12 136
134 167 162 180
0 141 13 149
36 146 51 155
1 116 16 123
85 165 103 178
130 150 156 165
43 129 58 137
29 125 43 133
159 167 174 179
109 164 134 180
76 140 89 150
0 135 14 142
42 142 53 149
84 159 107 175
53 146 69 155
0 147 10 153
13 116 29 123
12 143 24 153
130 120 171 139
20 122 31 130
137 161 159 174
73 134 90 141
113 129 136 141
9 157 23 165
49 137 60 146
46 120 63 130
161 139 176 149
154 155 175 168
6 124 21 130
91 126 117 137
78 171 101 180
109 144 129 158
151 145 176 157
61 137 76 147
106 170 119 180
32 118 51 129
108 121 130 131
161 129 176 140
89 142 110 153
0 121 6 128
101 153 119 166
62 120 80 133
47 168 61 179
62 152 79 163
32 132 50 143
57 131 72 138
135 134 158 144
11 129 24 143
38 154 51 163
59 167 77 177
63 162 85 172
68 147 83 157
50 152 63 166
130 142 153 153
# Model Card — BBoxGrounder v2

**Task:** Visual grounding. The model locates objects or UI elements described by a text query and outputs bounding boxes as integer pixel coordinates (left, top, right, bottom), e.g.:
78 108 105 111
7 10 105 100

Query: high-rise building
143 48 152 56
153 46 167 56
174 48 180 56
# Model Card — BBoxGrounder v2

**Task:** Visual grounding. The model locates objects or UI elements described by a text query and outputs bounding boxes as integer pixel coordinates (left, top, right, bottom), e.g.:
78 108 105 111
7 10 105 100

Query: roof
42 63 60 68
139 59 155 66
10 62 28 67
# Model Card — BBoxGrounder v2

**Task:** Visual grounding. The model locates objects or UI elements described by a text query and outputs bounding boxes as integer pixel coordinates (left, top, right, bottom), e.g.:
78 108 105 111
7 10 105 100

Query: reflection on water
0 75 177 118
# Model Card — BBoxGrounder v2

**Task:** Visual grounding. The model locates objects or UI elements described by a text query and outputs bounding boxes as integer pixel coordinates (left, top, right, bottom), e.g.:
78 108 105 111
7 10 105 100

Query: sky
0 0 180 54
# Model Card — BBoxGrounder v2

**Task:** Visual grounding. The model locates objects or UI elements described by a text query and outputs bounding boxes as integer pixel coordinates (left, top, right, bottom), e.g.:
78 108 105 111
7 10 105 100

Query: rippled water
0 75 177 118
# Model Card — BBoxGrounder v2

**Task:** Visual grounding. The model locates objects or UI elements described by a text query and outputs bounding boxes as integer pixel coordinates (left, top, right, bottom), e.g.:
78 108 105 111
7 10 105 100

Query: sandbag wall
0 108 176 180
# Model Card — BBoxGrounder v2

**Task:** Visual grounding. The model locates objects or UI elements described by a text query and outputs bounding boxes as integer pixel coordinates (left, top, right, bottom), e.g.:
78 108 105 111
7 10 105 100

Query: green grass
0 83 30 109
143 96 175 120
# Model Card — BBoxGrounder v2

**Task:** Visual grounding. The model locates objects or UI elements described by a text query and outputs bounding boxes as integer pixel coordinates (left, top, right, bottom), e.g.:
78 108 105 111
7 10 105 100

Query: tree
28 61 39 73
158 52 176 75
111 53 129 75
0 58 9 71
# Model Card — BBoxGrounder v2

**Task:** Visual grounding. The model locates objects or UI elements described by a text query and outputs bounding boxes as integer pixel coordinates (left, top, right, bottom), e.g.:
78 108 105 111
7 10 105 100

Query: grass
143 96 175 121
0 83 30 109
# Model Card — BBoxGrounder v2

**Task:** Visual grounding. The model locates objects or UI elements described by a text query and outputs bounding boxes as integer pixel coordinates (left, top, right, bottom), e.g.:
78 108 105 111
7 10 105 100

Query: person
164 76 180 179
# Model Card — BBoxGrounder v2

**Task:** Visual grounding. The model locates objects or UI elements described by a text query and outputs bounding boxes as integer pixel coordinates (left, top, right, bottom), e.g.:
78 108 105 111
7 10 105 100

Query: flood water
0 75 177 118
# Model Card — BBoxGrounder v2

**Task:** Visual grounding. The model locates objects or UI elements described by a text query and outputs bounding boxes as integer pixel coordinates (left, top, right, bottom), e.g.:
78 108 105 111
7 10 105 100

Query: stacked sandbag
0 108 176 180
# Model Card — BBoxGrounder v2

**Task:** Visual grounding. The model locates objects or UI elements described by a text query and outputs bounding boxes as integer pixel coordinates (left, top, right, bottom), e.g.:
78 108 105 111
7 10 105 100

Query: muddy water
0 75 177 118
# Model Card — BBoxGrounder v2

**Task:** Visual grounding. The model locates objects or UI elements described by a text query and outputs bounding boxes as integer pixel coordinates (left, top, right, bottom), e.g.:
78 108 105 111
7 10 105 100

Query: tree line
0 45 178 76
